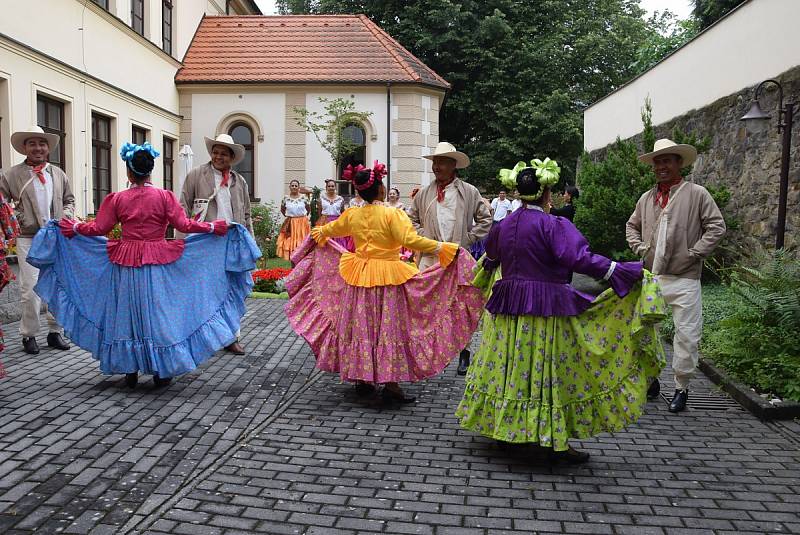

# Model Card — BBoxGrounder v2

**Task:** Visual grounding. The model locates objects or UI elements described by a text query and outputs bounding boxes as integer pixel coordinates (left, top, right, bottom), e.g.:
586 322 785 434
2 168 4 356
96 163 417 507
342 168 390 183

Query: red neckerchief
436 177 456 203
26 161 47 184
654 177 682 208
220 168 230 188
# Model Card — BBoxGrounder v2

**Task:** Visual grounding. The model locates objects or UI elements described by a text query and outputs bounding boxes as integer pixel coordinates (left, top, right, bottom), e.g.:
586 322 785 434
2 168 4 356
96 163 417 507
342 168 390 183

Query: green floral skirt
456 263 666 451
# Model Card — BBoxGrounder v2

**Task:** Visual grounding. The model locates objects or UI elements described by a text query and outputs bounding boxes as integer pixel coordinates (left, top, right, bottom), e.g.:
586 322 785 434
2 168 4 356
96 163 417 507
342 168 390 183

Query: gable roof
176 15 449 90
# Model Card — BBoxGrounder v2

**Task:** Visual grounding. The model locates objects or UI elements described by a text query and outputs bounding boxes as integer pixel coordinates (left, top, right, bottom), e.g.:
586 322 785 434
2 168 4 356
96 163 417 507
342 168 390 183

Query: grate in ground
661 390 744 411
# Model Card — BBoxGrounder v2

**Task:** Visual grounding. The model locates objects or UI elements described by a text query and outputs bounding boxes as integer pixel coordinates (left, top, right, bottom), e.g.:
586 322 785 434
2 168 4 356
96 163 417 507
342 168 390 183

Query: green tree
632 11 698 76
292 97 373 175
692 0 746 30
277 0 652 191
573 139 654 259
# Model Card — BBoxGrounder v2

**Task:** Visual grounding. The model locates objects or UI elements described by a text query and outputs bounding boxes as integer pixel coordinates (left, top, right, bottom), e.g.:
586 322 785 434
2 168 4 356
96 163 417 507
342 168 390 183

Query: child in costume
456 159 666 463
27 142 260 388
285 161 485 402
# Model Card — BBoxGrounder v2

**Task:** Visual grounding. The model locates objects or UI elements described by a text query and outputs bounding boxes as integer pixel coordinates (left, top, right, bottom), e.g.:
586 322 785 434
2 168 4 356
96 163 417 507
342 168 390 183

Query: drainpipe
386 82 391 193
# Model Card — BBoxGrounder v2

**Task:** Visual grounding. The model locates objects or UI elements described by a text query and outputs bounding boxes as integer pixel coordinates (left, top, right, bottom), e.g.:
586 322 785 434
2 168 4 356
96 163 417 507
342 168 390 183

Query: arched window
338 123 367 196
228 122 255 198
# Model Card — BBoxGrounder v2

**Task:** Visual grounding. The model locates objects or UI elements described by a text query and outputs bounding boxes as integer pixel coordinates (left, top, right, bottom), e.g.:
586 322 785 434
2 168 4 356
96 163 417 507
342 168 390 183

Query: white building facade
0 0 260 215
2 5 449 214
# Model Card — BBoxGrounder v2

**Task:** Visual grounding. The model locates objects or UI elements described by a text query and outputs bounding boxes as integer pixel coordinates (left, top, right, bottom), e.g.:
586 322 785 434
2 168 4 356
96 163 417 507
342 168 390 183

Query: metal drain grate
662 391 744 411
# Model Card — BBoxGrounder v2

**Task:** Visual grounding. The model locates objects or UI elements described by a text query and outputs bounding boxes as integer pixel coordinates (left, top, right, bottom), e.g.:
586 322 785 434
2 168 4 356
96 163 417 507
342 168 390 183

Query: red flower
252 268 291 281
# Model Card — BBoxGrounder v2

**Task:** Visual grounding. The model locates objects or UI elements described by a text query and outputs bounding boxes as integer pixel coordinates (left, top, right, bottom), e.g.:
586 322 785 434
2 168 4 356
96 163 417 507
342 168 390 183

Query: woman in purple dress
456 159 666 463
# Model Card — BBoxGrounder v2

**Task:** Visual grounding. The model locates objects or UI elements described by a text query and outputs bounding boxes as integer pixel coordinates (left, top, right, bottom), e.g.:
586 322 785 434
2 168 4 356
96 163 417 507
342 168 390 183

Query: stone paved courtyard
0 298 798 535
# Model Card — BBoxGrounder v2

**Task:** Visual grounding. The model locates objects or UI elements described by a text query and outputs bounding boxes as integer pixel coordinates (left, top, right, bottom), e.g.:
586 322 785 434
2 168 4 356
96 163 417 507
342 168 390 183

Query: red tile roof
176 15 450 89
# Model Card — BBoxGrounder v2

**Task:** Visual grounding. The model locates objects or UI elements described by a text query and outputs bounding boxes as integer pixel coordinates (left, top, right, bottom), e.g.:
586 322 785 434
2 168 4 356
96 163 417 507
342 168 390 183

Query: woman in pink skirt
285 162 485 403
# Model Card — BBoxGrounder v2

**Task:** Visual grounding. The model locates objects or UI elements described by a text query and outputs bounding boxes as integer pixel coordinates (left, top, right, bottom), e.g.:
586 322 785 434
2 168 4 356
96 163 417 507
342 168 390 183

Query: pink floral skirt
285 237 485 384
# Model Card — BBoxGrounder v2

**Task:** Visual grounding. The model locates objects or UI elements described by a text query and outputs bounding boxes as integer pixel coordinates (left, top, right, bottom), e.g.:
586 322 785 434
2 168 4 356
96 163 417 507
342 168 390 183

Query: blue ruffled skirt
27 221 261 378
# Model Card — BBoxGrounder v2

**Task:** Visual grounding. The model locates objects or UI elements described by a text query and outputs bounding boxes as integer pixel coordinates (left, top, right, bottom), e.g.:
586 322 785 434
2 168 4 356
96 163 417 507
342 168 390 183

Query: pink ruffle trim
107 239 186 267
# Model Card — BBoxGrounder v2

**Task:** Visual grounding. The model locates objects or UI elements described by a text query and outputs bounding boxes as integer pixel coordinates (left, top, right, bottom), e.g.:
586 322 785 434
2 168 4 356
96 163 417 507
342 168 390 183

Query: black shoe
46 333 70 350
125 373 138 389
225 341 245 355
550 446 590 464
647 378 661 400
22 337 40 355
153 375 172 388
354 382 376 397
381 387 416 404
457 349 470 376
669 389 688 413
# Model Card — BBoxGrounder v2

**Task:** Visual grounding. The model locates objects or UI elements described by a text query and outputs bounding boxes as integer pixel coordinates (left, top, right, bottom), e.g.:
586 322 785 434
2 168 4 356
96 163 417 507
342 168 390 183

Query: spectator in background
550 186 579 221
490 190 513 223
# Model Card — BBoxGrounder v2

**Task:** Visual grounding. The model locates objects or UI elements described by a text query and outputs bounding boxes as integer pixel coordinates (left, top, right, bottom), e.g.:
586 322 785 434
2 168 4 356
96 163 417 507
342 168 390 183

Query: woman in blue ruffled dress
27 142 260 388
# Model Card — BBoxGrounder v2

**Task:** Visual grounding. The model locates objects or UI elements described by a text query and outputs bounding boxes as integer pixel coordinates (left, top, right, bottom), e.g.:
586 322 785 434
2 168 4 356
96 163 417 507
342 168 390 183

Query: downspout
386 82 391 193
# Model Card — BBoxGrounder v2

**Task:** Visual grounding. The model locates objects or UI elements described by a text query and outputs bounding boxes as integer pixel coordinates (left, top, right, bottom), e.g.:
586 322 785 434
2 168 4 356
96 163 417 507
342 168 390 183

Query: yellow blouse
310 204 458 287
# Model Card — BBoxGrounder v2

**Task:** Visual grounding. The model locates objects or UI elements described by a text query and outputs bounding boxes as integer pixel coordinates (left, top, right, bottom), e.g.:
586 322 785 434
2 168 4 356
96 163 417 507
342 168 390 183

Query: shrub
574 139 653 259
251 202 282 261
702 251 800 401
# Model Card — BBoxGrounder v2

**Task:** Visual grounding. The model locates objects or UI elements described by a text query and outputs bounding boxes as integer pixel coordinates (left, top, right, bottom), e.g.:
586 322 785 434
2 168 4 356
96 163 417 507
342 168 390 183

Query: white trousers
658 275 702 390
418 253 436 271
15 237 61 338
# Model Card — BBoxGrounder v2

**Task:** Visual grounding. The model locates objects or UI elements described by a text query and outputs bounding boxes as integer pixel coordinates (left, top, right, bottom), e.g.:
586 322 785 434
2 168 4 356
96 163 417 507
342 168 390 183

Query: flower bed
252 267 291 294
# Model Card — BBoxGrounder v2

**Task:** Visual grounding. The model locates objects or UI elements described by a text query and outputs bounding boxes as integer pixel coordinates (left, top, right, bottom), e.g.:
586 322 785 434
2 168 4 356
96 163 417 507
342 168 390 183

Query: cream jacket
407 177 492 248
0 162 75 237
179 162 253 234
626 180 725 279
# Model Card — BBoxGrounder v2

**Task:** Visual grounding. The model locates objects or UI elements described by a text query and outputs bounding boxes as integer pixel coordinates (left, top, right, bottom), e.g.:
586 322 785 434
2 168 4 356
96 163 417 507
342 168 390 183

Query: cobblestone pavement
1 299 799 535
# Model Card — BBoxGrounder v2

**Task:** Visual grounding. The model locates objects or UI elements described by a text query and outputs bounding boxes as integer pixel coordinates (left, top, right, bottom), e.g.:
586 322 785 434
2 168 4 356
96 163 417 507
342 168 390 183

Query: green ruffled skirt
456 259 666 451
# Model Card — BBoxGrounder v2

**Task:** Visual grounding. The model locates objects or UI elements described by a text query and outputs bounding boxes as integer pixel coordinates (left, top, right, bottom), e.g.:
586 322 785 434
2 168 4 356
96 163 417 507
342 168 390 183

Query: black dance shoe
669 389 688 413
647 378 661 400
550 446 590 464
381 387 416 404
46 333 70 350
22 337 40 355
354 382 376 397
457 349 471 376
125 373 138 389
153 375 172 388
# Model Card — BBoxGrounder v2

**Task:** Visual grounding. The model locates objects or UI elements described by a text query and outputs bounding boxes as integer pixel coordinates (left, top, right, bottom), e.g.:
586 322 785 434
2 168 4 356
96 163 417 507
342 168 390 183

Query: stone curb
699 357 800 420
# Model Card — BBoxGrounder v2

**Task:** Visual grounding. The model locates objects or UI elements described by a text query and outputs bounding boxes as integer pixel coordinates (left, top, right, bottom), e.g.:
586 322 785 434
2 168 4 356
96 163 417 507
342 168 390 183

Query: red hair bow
343 161 387 191
341 164 366 183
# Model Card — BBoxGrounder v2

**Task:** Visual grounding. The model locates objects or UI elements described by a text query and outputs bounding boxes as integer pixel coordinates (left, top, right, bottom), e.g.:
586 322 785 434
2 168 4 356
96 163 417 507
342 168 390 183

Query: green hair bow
532 157 561 187
497 158 561 200
497 161 528 190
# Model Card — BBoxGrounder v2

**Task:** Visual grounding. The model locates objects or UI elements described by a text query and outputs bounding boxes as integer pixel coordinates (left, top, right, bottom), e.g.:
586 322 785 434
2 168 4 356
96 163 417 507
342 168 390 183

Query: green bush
253 278 278 293
251 202 282 261
701 251 800 401
574 139 654 259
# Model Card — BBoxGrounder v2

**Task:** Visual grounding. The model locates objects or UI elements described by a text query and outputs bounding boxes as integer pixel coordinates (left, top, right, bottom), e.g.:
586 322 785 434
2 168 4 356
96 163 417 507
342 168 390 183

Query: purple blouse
483 207 642 317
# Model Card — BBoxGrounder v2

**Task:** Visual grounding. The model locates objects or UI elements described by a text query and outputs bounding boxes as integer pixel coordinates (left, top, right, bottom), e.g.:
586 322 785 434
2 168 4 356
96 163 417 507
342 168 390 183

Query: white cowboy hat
11 126 60 156
639 138 697 167
423 141 470 169
204 133 245 166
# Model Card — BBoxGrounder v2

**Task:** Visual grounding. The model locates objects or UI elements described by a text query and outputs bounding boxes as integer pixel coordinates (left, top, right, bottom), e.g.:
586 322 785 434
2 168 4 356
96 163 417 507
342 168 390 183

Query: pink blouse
76 184 213 267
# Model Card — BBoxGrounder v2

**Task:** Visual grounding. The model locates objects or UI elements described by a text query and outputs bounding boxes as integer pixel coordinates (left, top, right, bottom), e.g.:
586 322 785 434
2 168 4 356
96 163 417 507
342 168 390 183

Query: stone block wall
587 64 800 256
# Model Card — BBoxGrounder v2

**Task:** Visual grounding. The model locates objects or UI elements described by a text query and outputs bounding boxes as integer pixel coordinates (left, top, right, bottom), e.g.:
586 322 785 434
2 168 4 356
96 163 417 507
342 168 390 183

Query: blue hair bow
120 141 160 163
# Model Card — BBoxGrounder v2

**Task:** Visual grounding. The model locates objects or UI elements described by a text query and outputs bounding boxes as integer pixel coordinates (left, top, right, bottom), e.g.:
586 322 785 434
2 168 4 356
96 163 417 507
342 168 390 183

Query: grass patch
249 291 289 300
261 257 291 269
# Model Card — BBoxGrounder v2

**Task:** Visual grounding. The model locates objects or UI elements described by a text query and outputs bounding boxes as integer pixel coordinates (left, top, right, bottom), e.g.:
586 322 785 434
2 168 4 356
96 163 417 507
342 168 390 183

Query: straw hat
11 126 60 155
204 133 245 166
422 142 470 169
639 138 697 166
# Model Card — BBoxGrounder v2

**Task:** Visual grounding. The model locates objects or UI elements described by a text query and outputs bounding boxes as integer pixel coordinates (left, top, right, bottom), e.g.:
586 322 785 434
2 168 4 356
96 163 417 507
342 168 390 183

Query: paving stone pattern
1 299 799 535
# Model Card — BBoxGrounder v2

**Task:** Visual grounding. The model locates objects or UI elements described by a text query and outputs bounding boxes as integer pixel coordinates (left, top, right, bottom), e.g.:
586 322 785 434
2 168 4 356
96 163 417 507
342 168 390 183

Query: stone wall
587 64 800 256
